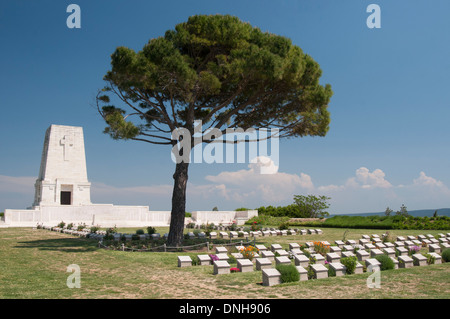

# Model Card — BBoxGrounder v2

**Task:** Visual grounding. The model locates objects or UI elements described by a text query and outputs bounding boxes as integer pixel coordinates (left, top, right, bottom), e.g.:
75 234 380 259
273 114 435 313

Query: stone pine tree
96 14 333 246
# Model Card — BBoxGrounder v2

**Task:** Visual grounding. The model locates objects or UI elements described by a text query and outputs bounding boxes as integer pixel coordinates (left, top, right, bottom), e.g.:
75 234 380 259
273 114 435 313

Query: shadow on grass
14 237 99 253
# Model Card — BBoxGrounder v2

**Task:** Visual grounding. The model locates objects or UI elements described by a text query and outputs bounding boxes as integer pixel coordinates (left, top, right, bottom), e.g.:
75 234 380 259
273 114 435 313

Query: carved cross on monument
60 135 74 161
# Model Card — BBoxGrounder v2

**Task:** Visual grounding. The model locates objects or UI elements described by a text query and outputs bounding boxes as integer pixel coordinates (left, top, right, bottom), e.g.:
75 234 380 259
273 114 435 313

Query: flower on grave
240 245 259 261
408 245 421 255
230 267 240 273
313 241 330 256
209 254 219 261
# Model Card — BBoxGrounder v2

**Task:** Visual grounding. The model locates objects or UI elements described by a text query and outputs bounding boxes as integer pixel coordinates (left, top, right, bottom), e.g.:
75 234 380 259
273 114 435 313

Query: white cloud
318 167 392 193
1 167 449 214
353 167 392 189
204 156 314 204
413 171 446 188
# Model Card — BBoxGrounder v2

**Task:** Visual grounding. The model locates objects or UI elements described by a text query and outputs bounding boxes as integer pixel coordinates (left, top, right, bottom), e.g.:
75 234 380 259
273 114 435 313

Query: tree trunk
167 161 189 247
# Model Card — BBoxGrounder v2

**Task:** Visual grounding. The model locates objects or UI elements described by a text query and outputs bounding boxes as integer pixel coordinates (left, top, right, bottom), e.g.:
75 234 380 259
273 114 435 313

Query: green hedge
255 204 304 218
244 215 290 226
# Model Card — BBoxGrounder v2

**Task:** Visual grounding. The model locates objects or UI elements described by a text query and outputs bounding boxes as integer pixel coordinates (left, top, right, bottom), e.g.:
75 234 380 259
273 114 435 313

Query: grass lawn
0 227 449 299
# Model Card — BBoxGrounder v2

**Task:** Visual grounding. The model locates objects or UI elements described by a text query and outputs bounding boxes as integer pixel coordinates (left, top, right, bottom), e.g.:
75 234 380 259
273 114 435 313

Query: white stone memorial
311 254 325 265
356 249 370 262
412 254 427 266
428 252 442 264
271 244 283 252
326 253 341 264
178 256 193 267
255 258 272 271
274 249 289 257
370 249 383 258
428 244 441 253
262 269 281 286
215 246 228 254
294 254 309 267
197 255 212 266
330 246 342 256
398 255 413 268
329 262 346 277
275 256 291 266
237 259 254 272
311 264 328 279
2 125 258 228
296 266 308 281
213 260 230 275
255 244 268 252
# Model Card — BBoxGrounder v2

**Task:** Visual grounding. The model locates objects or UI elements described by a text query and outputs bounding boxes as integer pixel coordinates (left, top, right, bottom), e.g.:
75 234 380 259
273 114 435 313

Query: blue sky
1 0 449 214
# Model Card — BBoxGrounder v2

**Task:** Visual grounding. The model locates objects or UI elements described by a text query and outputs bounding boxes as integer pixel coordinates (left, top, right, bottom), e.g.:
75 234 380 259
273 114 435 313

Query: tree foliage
97 14 333 144
293 195 331 218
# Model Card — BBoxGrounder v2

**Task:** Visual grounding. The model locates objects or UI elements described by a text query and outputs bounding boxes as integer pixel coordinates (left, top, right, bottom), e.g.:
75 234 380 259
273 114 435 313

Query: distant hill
330 208 450 218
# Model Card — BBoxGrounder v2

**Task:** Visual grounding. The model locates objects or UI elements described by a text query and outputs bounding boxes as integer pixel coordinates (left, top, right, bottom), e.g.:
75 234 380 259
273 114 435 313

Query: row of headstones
40 225 106 238
111 233 162 241
331 233 450 255
176 243 356 284
177 236 448 286
186 228 323 239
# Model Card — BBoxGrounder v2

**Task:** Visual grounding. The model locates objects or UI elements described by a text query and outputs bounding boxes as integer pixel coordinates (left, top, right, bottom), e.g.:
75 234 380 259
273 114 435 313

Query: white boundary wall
191 210 258 226
2 207 257 228
3 205 170 227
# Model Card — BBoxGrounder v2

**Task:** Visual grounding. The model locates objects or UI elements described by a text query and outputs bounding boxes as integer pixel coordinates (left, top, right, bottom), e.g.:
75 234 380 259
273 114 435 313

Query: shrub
67 223 74 230
185 212 192 217
341 256 358 274
106 226 117 234
147 226 156 235
424 253 436 265
375 254 395 270
327 264 336 277
57 221 65 228
136 229 145 235
442 248 450 262
228 254 237 264
276 264 300 283
245 215 290 226
279 221 290 230
250 222 261 232
90 226 100 233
